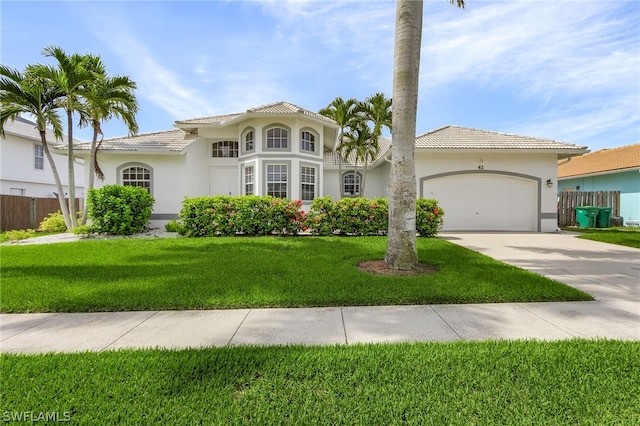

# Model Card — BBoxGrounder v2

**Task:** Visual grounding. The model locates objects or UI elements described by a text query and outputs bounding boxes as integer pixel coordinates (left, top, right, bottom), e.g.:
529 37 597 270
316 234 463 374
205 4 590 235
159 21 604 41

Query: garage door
422 173 538 231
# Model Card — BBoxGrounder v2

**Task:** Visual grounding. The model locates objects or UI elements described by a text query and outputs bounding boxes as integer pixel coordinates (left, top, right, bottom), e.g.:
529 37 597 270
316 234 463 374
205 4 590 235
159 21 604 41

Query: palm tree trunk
385 0 422 270
66 108 77 228
81 123 100 225
39 131 73 229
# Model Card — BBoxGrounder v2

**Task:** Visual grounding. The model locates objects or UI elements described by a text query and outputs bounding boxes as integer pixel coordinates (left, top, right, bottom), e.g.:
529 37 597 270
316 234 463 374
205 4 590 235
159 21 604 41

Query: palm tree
359 93 392 196
0 65 73 228
385 0 465 270
341 118 374 196
78 57 139 224
37 45 95 229
319 97 360 197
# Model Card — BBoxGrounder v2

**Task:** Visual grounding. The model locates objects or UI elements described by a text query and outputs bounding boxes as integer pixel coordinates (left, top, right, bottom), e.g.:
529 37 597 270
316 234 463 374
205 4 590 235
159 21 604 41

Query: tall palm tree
0 65 74 228
319 97 360 197
385 0 465 270
78 57 139 224
360 92 392 196
37 45 95 228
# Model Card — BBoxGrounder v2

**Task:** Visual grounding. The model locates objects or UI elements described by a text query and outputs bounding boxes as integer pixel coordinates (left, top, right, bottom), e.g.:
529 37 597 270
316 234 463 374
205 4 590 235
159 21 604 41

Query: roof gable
558 143 640 178
175 101 337 129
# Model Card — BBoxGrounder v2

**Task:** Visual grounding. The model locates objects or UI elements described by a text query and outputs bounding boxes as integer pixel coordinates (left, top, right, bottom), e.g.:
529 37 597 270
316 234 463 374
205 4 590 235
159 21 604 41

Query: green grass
2 340 638 424
0 237 592 313
566 227 640 248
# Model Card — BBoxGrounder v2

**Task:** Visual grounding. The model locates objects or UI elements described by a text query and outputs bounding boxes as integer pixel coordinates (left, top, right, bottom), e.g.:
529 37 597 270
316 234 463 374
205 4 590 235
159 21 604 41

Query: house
0 116 84 198
70 101 588 232
558 143 640 224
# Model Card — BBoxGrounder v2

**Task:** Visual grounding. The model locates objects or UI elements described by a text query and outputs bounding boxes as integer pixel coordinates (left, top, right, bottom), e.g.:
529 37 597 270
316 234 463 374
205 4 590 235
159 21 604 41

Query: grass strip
0 237 591 313
2 340 638 424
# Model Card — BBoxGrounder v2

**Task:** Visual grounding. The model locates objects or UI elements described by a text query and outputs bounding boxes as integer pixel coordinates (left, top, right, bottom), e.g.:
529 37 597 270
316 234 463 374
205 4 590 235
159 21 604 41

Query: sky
1 0 638 152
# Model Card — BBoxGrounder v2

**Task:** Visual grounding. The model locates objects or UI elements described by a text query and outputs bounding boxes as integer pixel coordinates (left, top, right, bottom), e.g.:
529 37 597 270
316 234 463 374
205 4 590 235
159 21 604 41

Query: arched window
212 141 238 158
301 131 315 152
120 164 152 193
244 130 255 152
342 172 361 197
266 127 288 149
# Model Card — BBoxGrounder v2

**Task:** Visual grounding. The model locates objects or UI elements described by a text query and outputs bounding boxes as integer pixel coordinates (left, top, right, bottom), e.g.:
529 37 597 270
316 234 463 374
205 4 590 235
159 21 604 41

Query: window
301 166 316 201
245 131 255 152
343 172 361 196
34 144 44 170
244 166 254 195
212 141 238 158
301 131 315 152
122 165 151 192
267 164 287 198
266 127 288 149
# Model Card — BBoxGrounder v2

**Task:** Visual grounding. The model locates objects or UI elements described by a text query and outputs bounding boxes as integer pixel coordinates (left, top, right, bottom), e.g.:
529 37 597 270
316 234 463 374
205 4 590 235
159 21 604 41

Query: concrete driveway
441 232 640 303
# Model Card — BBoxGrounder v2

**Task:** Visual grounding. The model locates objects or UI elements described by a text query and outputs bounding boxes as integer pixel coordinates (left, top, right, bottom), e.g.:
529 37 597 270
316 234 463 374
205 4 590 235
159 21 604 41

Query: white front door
210 167 238 196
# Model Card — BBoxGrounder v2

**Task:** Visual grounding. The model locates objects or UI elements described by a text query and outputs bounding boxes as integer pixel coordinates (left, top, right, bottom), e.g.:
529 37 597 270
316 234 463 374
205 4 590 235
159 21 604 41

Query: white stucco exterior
0 117 84 198
69 102 587 232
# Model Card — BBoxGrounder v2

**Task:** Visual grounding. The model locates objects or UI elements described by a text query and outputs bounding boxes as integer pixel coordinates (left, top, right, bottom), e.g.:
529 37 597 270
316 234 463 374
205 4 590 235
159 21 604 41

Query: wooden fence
0 195 81 231
558 190 620 227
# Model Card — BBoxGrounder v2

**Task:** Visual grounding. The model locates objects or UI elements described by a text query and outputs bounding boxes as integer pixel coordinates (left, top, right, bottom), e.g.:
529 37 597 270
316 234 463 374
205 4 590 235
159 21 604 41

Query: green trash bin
596 207 612 228
575 206 599 228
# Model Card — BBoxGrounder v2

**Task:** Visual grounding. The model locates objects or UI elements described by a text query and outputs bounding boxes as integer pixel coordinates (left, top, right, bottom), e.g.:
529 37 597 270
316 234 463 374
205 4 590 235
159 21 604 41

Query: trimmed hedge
307 196 444 237
178 195 444 238
179 196 307 237
88 185 155 235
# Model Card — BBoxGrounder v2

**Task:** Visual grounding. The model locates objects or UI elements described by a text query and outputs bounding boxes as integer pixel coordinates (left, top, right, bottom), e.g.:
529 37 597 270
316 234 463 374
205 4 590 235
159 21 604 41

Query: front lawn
0 237 591 313
2 340 638 424
566 227 640 248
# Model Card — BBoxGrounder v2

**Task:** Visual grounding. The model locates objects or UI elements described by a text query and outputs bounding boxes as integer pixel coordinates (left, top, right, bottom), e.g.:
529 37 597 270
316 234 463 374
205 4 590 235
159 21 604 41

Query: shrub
88 185 154 235
5 229 36 242
72 225 92 236
179 195 307 237
416 198 445 237
307 197 443 237
164 219 185 234
38 211 68 233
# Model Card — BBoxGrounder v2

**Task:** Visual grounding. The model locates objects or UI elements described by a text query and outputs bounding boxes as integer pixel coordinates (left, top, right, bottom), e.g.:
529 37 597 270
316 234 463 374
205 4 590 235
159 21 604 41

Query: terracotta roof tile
416 125 587 151
558 143 640 177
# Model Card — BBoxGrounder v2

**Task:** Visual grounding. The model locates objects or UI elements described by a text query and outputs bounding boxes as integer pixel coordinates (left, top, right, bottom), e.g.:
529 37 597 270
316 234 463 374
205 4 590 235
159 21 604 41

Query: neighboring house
558 143 640 224
71 101 587 232
0 116 84 198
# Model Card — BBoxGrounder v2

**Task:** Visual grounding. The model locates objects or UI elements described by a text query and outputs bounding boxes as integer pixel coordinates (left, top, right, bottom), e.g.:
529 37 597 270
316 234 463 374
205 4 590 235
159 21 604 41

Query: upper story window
212 141 238 158
266 127 288 149
245 131 255 152
301 131 315 152
122 165 152 193
34 144 44 170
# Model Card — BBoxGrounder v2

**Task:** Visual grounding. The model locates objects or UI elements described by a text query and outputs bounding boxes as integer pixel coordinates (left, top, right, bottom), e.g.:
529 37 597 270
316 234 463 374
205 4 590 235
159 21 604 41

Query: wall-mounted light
546 179 553 188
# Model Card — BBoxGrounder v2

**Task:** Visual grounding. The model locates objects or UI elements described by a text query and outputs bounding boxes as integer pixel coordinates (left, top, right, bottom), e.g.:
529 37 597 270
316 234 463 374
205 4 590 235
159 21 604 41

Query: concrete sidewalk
1 232 638 354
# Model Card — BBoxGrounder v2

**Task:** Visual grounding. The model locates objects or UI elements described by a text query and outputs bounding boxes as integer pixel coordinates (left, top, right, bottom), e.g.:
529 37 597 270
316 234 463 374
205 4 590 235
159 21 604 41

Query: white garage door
210 167 238 196
422 174 538 231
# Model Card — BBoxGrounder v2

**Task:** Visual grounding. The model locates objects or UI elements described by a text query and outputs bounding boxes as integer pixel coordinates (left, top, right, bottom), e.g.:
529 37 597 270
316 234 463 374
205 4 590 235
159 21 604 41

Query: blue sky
1 0 638 151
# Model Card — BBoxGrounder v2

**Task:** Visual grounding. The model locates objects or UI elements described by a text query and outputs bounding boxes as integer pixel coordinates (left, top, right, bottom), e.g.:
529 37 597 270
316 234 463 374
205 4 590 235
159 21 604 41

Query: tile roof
74 129 196 152
176 101 336 126
558 143 640 178
415 125 587 151
323 137 392 167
